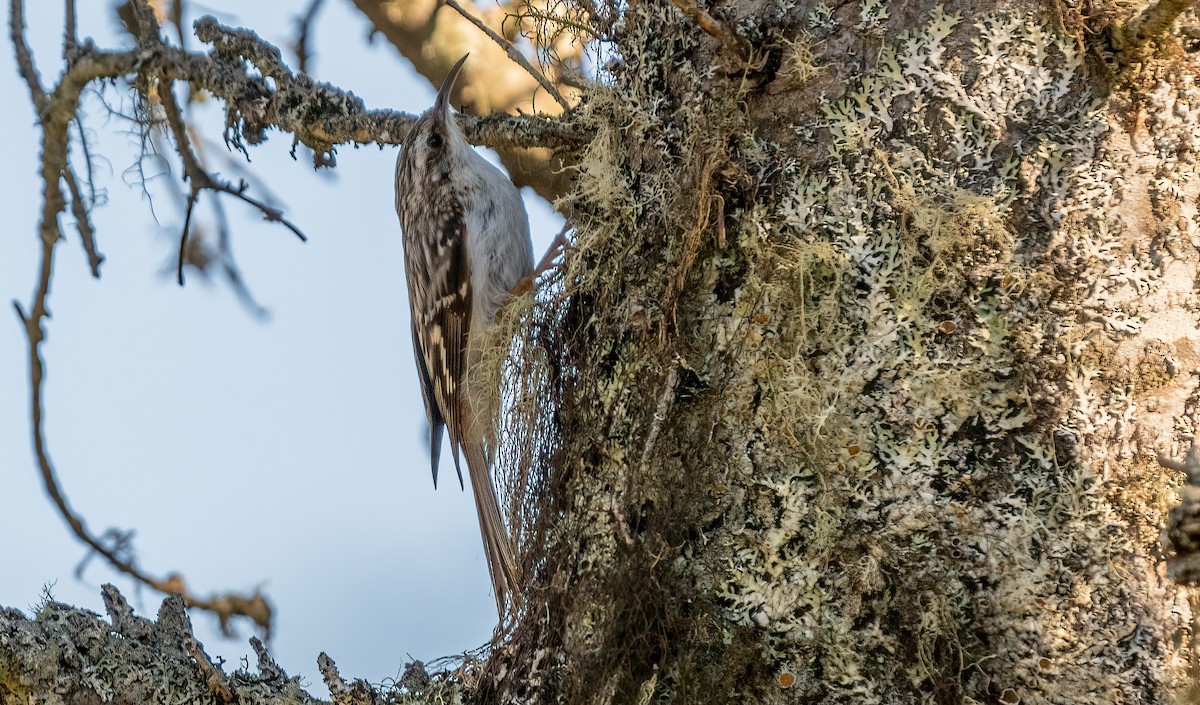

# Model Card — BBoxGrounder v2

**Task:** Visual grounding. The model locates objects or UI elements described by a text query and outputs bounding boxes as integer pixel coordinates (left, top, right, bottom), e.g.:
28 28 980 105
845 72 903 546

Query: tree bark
7 0 1200 703
485 0 1200 702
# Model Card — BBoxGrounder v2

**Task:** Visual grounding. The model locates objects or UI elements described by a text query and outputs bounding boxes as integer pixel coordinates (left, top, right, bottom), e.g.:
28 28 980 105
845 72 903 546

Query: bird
394 54 532 617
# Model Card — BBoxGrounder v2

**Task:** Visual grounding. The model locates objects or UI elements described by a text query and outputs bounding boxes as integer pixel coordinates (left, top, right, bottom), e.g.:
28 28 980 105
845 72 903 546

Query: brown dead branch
443 0 572 111
668 0 750 61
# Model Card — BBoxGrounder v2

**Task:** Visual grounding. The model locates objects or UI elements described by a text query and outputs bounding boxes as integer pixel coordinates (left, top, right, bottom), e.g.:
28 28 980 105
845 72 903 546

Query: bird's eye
427 133 443 150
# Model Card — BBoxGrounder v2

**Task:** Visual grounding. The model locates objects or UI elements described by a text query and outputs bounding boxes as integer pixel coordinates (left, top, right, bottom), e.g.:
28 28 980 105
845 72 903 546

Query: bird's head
401 54 470 178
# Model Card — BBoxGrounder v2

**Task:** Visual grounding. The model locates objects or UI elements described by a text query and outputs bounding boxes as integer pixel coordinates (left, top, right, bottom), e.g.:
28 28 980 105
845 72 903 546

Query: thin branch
177 187 201 284
72 116 99 207
1158 443 1200 483
14 276 273 633
62 166 104 277
668 0 750 60
1158 442 1200 585
292 0 325 75
505 5 598 42
64 0 77 60
156 80 306 288
1113 0 1199 49
442 0 572 111
573 0 617 38
11 0 47 107
212 197 271 319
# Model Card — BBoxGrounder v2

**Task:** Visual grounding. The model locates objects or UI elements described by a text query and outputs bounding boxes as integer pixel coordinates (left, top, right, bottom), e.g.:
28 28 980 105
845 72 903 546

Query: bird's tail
463 435 521 616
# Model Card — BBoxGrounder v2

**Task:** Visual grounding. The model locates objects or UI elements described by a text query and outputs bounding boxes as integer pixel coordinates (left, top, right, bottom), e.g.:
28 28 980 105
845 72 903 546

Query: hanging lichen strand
478 1 1200 703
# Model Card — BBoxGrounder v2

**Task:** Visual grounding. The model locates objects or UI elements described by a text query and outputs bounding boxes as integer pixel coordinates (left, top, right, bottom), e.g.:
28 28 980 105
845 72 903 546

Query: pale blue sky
0 0 562 694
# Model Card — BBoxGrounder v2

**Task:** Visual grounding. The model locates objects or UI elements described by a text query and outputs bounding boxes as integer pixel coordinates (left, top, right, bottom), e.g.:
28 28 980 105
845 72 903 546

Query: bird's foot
511 228 570 296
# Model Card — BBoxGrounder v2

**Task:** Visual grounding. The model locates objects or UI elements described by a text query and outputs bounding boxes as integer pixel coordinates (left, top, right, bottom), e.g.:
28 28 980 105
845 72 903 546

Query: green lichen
479 3 1199 704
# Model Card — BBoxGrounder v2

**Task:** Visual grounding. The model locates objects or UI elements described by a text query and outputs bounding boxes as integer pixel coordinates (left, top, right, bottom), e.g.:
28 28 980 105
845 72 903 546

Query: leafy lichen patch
477 3 1200 704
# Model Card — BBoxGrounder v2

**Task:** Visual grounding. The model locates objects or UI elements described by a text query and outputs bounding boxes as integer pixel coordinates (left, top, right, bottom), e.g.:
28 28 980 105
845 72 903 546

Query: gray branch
1 586 324 705
53 17 585 169
0 586 469 704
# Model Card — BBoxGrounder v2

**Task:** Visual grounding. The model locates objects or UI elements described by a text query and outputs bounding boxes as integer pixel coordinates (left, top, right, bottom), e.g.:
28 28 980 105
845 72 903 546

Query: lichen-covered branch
0 586 323 705
50 18 585 162
0 586 475 705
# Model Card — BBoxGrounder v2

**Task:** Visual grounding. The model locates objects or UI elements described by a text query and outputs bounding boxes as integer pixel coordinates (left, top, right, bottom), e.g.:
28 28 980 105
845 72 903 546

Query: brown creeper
394 55 531 615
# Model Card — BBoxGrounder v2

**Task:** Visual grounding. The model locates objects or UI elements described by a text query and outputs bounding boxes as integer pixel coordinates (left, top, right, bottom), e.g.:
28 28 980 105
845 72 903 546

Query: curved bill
434 54 470 114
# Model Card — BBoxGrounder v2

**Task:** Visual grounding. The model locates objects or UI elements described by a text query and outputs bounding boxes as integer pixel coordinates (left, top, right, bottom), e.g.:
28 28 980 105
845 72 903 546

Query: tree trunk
487 1 1200 702
5 0 1200 703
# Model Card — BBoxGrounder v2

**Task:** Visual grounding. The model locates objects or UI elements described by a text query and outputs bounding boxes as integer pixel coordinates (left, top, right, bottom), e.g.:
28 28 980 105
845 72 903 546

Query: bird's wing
410 317 445 486
408 213 473 490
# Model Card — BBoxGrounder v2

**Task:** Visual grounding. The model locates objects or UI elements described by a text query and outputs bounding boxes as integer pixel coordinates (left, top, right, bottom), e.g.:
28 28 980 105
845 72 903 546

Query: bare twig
11 0 47 107
178 187 201 284
62 166 104 277
1113 0 1198 49
64 0 77 60
292 0 325 74
72 117 99 207
668 0 750 60
15 273 274 632
443 0 572 111
209 187 271 319
157 77 304 284
156 80 306 286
